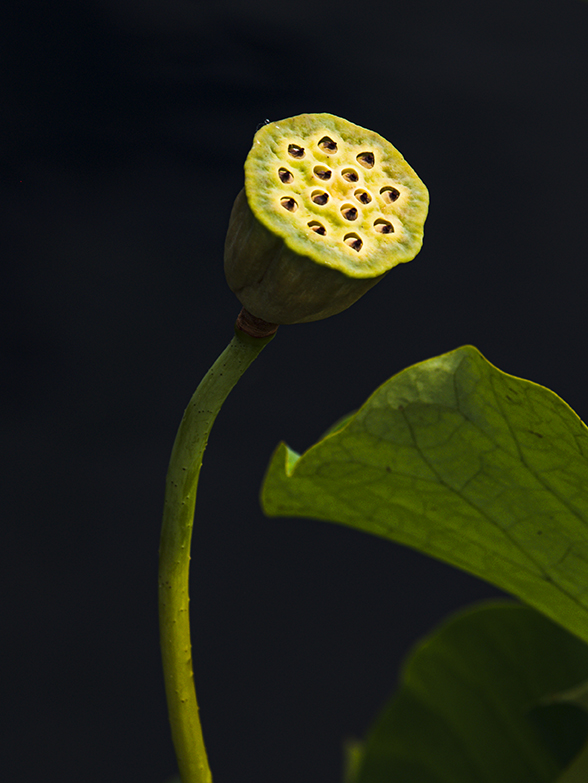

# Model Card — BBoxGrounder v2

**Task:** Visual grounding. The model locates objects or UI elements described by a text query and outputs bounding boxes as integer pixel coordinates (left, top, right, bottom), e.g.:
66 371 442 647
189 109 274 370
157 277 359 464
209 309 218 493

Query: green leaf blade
354 603 588 783
261 346 588 643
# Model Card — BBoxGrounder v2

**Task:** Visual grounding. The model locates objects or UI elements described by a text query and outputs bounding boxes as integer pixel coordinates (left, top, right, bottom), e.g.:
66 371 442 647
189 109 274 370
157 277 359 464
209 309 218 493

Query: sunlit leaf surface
262 346 588 643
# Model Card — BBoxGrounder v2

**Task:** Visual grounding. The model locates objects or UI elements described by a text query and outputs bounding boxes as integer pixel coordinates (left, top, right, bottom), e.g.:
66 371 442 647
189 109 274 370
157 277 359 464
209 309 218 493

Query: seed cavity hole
357 152 375 168
374 219 394 234
380 186 400 202
354 189 372 204
311 190 329 205
280 197 298 212
344 233 363 251
288 144 305 158
308 221 326 235
318 136 338 153
278 168 293 184
341 204 358 221
341 168 358 182
313 166 332 181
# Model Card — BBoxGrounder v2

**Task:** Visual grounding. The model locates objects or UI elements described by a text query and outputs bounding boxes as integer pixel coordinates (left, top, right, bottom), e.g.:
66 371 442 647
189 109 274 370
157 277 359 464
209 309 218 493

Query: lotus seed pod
224 113 429 325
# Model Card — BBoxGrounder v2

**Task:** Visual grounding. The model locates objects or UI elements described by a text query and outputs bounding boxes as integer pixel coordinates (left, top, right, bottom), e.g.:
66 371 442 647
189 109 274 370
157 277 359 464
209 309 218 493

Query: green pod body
224 113 429 325
225 189 386 324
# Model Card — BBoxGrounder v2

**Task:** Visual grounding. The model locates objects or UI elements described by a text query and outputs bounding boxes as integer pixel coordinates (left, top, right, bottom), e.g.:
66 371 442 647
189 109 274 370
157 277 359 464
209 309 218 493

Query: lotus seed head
224 113 429 324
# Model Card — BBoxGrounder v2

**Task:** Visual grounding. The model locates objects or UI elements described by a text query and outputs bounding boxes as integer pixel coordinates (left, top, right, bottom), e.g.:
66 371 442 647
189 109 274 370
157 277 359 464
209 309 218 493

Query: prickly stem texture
159 325 275 783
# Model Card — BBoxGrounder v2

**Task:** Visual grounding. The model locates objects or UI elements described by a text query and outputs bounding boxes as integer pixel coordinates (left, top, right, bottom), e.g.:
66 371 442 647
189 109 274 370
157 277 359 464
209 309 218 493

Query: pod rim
244 113 429 279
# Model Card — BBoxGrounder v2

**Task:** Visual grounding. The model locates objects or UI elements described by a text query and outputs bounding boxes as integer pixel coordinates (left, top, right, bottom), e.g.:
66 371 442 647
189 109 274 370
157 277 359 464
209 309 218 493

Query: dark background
3 0 588 781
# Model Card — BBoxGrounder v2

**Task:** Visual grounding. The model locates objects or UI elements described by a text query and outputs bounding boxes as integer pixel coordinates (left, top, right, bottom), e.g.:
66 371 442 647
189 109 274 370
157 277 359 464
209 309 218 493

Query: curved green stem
159 322 276 783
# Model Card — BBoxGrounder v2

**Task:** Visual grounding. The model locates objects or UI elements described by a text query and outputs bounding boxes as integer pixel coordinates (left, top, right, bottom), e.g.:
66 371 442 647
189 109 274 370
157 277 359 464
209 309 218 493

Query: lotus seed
344 233 363 251
356 152 374 168
355 189 371 204
308 221 326 235
341 169 359 182
311 191 329 205
342 205 358 221
278 168 294 183
280 197 298 212
313 166 332 180
318 136 337 153
288 144 305 158
380 186 400 202
374 219 394 234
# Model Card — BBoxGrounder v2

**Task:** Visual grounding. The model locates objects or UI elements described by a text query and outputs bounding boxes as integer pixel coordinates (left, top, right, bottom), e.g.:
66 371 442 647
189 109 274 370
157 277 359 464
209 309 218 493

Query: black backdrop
3 1 588 781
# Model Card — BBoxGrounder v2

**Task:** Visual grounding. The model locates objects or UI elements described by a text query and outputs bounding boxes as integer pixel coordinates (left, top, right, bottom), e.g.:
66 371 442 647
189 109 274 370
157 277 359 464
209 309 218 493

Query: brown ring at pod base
236 307 279 338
